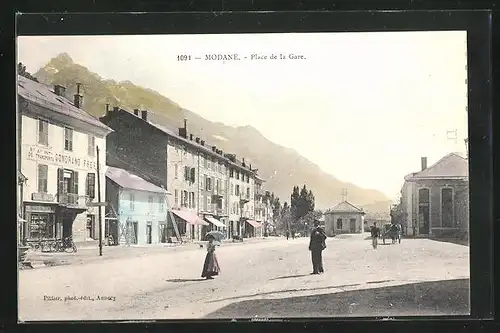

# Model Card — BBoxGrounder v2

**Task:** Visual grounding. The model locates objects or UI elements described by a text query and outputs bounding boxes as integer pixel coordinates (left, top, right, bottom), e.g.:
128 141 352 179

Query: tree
290 186 300 221
307 190 315 212
281 201 292 232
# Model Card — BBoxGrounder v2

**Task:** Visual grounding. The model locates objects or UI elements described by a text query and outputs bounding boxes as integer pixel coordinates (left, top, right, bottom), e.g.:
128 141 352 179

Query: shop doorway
146 222 152 244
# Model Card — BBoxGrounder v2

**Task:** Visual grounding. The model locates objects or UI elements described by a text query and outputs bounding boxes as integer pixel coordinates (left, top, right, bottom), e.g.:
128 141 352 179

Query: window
183 190 189 207
129 193 135 210
58 169 78 196
206 175 212 191
174 164 178 179
231 184 234 196
149 195 154 211
37 164 48 193
441 188 454 227
159 195 164 211
203 156 208 168
235 185 240 196
337 219 342 229
86 173 96 199
64 127 73 151
203 194 208 211
246 174 250 183
174 189 179 206
87 134 95 156
180 190 184 207
190 167 196 183
190 192 195 209
184 166 190 181
207 158 212 170
230 169 234 178
38 119 48 146
236 171 240 180
199 175 204 190
247 187 250 199
207 196 212 211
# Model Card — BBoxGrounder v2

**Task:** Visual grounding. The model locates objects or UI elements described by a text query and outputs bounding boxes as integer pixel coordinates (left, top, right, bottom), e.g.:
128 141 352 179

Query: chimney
212 146 216 152
421 157 427 171
190 134 194 140
200 140 205 146
105 103 110 115
113 106 119 112
250 163 252 170
133 109 139 116
242 158 246 167
73 83 83 108
54 84 66 97
195 137 200 143
178 119 188 138
141 110 148 121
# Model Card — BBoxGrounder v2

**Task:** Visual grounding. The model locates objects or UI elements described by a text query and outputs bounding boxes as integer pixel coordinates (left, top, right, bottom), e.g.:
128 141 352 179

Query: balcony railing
58 193 89 209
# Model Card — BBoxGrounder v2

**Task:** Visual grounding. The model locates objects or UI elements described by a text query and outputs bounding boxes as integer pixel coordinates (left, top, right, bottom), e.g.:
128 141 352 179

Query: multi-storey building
17 75 112 245
227 156 260 238
100 107 258 241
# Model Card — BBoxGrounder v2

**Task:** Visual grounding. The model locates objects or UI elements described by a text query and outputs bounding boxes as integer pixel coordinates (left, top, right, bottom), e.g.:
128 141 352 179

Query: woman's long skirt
201 252 221 278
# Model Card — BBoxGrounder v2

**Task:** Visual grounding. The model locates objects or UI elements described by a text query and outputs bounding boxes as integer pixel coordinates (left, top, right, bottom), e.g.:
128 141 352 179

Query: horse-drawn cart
382 223 402 244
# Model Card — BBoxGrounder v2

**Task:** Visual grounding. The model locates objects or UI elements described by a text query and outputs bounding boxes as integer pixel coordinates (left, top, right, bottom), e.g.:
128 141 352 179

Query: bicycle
55 236 78 253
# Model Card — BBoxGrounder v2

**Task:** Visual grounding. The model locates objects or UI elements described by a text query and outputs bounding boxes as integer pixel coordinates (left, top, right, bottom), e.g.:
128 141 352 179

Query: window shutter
86 174 90 197
190 167 195 183
57 168 64 196
73 171 79 195
212 177 215 192
204 175 208 190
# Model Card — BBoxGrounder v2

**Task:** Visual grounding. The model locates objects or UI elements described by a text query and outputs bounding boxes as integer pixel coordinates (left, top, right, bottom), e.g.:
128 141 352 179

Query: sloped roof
109 108 257 175
407 153 468 180
106 166 167 194
17 75 112 132
18 171 27 181
328 200 365 214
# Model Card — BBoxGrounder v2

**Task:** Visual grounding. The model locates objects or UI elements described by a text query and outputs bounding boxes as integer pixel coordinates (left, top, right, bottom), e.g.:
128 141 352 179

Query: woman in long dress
201 237 221 279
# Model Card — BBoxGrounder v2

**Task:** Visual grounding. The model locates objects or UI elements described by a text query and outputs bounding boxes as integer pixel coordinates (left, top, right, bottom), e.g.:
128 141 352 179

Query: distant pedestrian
292 230 295 239
370 222 380 249
286 230 290 240
309 221 327 274
201 236 220 280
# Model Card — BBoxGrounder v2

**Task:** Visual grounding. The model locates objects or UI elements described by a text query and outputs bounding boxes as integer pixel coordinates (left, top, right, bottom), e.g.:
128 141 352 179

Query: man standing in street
371 222 381 249
309 220 327 274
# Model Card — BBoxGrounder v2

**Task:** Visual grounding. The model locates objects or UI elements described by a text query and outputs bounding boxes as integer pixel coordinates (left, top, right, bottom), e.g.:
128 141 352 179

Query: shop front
23 202 60 246
245 219 263 238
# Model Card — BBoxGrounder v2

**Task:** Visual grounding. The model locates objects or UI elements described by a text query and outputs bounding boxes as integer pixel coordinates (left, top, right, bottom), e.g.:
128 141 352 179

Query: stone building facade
399 153 469 238
17 75 112 245
324 201 365 236
100 107 260 241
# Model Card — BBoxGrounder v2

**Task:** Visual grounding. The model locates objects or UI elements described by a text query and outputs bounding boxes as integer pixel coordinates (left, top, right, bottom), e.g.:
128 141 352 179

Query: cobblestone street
18 235 470 321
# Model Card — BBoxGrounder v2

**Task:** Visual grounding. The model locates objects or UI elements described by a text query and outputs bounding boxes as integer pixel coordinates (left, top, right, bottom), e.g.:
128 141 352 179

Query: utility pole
96 146 103 256
341 188 348 202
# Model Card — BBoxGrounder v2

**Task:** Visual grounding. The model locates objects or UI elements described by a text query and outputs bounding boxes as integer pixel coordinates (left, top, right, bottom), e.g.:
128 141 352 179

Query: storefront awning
172 210 209 226
246 220 262 228
205 216 226 228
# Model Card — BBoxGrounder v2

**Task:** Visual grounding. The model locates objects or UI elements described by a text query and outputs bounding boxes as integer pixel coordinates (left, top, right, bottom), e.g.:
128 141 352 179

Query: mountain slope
32 53 390 213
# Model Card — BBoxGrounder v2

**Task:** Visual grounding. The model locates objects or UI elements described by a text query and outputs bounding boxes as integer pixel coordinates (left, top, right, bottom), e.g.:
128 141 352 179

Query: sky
17 32 468 200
